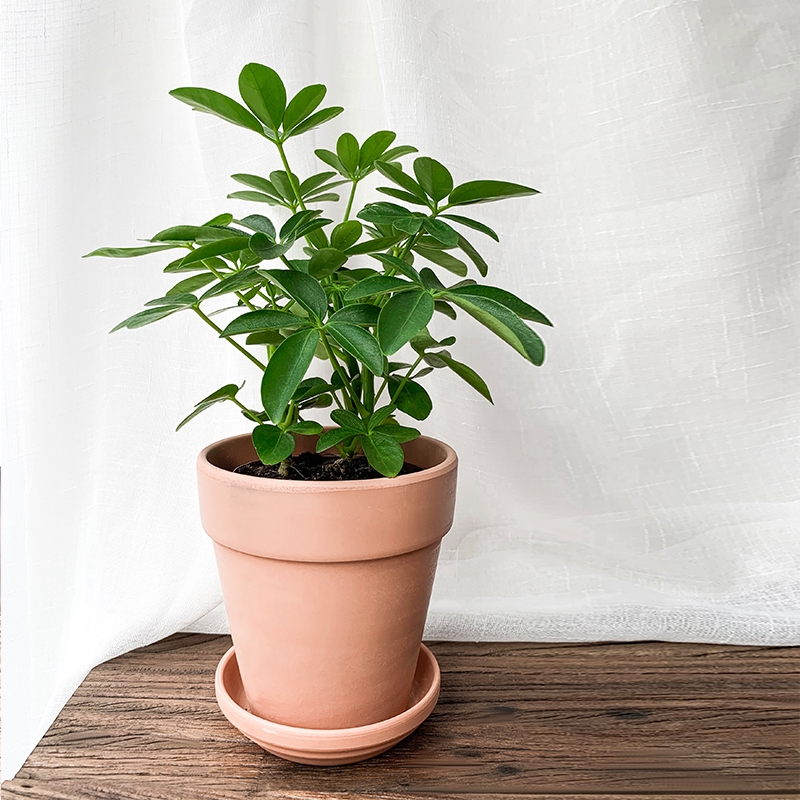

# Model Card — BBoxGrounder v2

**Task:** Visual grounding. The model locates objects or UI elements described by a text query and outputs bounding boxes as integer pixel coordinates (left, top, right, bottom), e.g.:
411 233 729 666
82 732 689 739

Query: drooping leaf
260 328 320 423
176 383 242 431
369 253 422 283
447 284 552 325
362 432 405 477
238 63 286 130
440 213 500 241
286 106 343 138
308 247 348 279
327 322 384 375
447 294 545 364
330 221 362 251
110 305 185 333
282 84 326 132
374 162 429 205
434 299 457 319
264 269 328 320
220 309 306 337
344 275 413 301
387 377 432 420
414 245 468 277
439 353 492 402
169 87 264 134
252 424 295 464
455 233 488 277
83 244 181 258
413 157 453 202
358 130 396 170
447 180 539 206
377 290 435 355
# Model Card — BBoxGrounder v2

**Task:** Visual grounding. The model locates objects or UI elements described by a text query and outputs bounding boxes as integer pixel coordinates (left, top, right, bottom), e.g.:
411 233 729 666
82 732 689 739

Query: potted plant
86 63 551 764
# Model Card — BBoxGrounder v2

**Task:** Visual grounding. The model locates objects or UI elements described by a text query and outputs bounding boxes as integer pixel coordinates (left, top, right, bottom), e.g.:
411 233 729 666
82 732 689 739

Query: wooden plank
4 633 799 799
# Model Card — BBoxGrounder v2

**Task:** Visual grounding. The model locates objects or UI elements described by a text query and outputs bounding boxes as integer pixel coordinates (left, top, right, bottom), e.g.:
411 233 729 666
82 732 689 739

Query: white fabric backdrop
3 0 798 781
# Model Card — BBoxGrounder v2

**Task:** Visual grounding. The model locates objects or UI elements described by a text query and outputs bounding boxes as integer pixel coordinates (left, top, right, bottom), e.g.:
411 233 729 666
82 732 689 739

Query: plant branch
193 307 267 371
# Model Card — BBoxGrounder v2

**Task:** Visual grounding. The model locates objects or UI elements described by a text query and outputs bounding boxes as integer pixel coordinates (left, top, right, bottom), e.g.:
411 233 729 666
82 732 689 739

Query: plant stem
203 260 258 311
231 397 262 425
320 330 366 416
343 179 359 222
275 139 306 211
375 352 425 408
193 307 266 371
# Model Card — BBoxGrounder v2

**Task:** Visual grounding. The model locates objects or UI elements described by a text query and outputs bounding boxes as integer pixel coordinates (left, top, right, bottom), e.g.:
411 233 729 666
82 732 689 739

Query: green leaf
238 214 277 238
151 225 238 243
293 377 332 401
283 84 326 132
83 244 180 258
286 106 343 138
288 420 324 436
369 253 422 283
260 328 320 423
270 171 300 203
304 192 340 204
203 213 234 227
374 162 430 205
357 201 415 225
455 233 488 277
330 221 362 251
362 433 405 477
368 405 395 429
447 180 539 207
166 273 216 295
336 132 360 176
176 383 242 431
328 304 380 326
249 232 293 260
440 353 492 402
331 408 367 433
377 290 435 355
448 284 552 325
374 423 420 443
435 299 457 319
144 293 197 308
230 174 284 201
375 186 430 206
179 236 251 267
264 269 328 320
252 424 295 464
314 148 347 176
345 235 403 255
280 208 324 241
419 267 446 291
380 145 419 162
220 309 306 337
413 157 453 202
316 427 356 452
246 330 284 346
299 172 337 196
169 87 264 134
447 294 545 364
308 248 348 279
110 305 184 333
227 190 284 206
358 131 396 170
327 322 384 375
392 216 425 236
440 214 499 241
344 275 413 301
414 246 468 277
199 269 263 301
423 218 459 247
388 377 432 420
238 63 286 130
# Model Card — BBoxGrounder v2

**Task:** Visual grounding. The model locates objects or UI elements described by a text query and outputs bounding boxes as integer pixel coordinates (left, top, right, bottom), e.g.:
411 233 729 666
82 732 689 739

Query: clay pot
197 432 458 730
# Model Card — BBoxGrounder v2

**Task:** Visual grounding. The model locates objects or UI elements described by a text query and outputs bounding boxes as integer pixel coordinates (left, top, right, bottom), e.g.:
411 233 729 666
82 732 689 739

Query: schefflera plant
86 63 552 478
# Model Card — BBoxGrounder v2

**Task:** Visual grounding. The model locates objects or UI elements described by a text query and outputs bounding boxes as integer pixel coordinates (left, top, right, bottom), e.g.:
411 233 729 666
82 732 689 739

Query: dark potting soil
233 451 422 481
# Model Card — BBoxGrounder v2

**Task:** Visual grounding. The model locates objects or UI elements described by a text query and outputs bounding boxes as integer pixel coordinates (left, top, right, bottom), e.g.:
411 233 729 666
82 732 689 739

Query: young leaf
220 309 306 337
413 157 453 202
286 106 343 138
252 424 295 464
440 213 500 241
377 290 435 355
176 383 242 431
387 377 433 420
327 322 384 375
362 433 405 477
283 84 326 132
264 269 329 320
344 275 413 301
439 353 492 402
110 305 184 333
336 133 360 176
83 244 180 258
330 221 362 251
358 131 396 170
447 294 545 364
447 180 539 206
238 63 286 130
260 328 320 422
447 284 553 325
169 87 264 134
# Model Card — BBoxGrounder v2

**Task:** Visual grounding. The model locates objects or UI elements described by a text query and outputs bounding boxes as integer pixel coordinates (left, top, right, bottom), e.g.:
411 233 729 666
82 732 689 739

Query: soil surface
233 451 422 481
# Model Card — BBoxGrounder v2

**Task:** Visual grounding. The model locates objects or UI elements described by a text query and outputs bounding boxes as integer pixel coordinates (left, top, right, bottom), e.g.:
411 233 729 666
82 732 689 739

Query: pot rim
197 431 457 494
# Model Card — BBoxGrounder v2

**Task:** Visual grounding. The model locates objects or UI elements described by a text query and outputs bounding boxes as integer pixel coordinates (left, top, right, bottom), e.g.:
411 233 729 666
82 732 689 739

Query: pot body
197 432 457 729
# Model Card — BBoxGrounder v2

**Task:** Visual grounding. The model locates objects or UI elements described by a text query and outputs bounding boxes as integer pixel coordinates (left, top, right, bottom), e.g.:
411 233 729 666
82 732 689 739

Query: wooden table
4 633 799 799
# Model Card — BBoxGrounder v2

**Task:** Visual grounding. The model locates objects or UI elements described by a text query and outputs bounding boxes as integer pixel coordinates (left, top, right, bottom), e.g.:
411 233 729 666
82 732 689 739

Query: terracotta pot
197 432 458 730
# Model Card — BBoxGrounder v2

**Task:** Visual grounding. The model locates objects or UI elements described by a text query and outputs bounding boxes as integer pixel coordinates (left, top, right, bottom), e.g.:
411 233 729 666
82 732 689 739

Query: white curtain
3 0 798 780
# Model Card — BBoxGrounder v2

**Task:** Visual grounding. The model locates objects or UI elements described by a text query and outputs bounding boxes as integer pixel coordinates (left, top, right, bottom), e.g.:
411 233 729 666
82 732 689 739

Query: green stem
375 352 425 408
275 139 306 211
203 260 258 312
343 179 359 222
193 307 266 371
320 331 366 415
231 397 262 425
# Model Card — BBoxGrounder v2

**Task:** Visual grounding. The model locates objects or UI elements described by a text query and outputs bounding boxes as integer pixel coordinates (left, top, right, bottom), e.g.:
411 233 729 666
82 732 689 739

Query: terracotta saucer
214 644 441 765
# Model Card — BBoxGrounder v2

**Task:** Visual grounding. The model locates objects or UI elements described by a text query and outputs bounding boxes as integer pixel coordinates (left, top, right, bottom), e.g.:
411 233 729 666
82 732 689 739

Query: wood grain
3 633 799 799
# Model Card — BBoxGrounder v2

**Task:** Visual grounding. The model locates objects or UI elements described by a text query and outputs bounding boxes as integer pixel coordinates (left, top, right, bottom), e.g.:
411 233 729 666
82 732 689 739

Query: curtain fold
3 0 798 780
